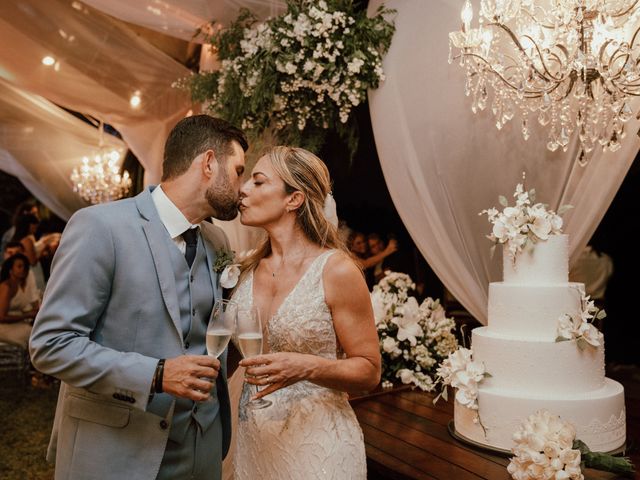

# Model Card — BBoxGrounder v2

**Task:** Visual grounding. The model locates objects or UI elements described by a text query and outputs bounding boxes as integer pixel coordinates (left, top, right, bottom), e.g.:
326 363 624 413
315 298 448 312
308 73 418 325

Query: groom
29 115 248 480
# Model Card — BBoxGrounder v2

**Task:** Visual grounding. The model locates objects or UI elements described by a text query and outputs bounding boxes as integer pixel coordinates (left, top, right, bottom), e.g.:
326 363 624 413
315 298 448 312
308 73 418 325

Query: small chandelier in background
449 0 640 164
70 121 131 204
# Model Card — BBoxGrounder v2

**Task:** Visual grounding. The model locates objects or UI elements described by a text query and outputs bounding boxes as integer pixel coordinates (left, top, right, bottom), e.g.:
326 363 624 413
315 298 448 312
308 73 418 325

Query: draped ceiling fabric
0 0 193 184
0 78 125 220
82 0 286 42
367 0 639 324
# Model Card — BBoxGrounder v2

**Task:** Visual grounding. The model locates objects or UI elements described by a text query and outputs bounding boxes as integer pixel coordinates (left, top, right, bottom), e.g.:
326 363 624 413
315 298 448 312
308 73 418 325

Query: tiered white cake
454 234 626 452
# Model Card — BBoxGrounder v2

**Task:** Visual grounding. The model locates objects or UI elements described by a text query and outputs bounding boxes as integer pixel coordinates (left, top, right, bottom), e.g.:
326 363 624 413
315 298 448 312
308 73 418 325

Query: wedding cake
454 232 626 452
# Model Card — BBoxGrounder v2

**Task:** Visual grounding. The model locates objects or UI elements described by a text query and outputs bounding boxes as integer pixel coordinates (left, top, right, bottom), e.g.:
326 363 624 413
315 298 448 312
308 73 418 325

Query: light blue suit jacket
29 188 231 480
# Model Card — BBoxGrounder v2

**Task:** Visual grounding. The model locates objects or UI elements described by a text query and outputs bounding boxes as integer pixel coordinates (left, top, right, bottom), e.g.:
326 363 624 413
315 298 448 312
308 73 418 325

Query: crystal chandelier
70 122 131 204
449 0 640 163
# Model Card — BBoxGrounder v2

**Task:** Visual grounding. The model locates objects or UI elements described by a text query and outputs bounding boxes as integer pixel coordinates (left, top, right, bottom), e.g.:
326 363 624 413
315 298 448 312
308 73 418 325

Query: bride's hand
239 352 315 399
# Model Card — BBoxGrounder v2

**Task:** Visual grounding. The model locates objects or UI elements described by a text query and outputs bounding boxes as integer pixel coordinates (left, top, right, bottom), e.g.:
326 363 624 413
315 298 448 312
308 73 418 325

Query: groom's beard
206 169 239 221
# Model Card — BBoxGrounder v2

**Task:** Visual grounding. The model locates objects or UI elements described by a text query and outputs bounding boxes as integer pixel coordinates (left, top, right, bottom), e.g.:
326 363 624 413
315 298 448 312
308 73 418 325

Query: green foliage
178 0 395 158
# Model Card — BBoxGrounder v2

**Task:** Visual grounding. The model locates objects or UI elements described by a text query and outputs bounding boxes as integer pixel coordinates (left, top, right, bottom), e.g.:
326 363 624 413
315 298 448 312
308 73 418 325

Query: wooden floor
352 365 640 480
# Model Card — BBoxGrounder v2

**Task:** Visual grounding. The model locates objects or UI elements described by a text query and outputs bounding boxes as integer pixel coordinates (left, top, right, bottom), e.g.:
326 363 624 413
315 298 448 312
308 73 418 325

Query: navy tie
182 227 198 268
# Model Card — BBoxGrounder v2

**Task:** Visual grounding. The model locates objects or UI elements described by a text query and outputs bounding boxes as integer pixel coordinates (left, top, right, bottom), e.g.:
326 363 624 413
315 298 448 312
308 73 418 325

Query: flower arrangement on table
479 173 572 263
177 0 395 157
507 410 634 480
371 272 458 392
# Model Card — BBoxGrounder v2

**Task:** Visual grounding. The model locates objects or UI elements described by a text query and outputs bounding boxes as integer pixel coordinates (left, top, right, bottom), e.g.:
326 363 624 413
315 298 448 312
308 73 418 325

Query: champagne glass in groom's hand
200 299 237 401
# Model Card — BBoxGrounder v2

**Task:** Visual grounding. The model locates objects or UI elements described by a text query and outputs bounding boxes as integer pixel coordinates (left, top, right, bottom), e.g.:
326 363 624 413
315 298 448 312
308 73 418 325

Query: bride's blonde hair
241 146 348 275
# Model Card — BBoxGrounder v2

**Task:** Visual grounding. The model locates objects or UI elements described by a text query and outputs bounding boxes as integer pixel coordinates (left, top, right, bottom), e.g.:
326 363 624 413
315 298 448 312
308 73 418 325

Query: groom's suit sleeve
29 206 158 411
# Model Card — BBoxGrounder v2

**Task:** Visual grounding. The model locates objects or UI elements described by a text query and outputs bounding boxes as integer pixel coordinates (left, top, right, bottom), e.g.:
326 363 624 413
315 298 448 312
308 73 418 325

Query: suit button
192 308 196 316
184 341 190 349
190 275 194 282
160 420 168 430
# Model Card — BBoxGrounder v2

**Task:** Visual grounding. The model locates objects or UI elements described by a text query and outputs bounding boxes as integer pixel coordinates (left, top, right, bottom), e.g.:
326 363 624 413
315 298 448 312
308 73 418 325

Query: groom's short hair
161 115 248 181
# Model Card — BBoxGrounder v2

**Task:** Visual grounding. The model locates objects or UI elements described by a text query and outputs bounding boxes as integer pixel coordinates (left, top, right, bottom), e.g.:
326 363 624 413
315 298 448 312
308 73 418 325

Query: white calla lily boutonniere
213 249 240 289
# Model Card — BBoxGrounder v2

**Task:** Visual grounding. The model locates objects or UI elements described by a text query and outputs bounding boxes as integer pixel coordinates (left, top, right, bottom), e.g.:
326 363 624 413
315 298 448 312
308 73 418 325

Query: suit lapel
136 189 183 340
200 222 221 301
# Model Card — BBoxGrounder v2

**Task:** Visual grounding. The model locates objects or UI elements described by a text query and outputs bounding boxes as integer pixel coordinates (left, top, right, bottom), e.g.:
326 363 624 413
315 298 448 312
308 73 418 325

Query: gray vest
165 233 220 443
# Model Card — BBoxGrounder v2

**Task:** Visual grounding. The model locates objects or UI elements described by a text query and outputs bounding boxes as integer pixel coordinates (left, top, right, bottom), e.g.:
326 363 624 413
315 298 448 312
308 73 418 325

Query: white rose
396 369 415 385
219 264 240 289
492 220 508 240
559 448 581 467
382 336 398 353
543 441 562 459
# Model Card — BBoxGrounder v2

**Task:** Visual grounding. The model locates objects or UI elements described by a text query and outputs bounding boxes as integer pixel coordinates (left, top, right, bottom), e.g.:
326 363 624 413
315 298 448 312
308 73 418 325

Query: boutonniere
213 249 240 289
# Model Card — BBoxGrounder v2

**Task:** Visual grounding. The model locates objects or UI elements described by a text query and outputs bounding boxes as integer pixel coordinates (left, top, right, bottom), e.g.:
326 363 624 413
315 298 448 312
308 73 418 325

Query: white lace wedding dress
231 250 367 480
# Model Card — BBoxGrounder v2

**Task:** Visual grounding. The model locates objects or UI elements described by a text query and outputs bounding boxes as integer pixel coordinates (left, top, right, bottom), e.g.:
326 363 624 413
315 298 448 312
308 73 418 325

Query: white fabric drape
367 0 639 324
0 78 125 220
82 0 286 42
0 0 192 184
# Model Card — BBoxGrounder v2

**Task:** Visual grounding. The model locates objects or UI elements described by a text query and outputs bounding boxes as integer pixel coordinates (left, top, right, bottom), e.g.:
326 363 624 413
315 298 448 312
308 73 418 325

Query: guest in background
346 232 398 289
3 241 40 303
0 253 38 348
367 233 399 286
0 200 39 254
11 214 45 291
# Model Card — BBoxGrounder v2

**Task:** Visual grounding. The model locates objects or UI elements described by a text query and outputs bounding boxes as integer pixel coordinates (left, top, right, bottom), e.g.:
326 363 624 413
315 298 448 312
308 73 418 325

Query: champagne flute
204 299 237 401
237 306 272 409
206 299 237 357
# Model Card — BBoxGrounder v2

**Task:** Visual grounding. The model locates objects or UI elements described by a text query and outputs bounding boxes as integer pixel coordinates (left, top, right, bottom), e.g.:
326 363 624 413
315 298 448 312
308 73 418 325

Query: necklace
268 250 317 278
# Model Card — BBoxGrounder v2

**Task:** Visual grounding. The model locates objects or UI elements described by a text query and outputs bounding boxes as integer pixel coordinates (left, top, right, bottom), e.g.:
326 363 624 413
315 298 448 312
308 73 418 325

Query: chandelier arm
492 23 564 82
610 0 640 18
628 25 640 49
521 5 555 29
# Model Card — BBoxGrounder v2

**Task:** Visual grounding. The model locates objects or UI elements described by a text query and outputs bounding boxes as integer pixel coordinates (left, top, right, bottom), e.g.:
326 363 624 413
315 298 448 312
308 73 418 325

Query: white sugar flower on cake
480 174 571 263
507 410 635 480
435 347 490 431
556 291 606 349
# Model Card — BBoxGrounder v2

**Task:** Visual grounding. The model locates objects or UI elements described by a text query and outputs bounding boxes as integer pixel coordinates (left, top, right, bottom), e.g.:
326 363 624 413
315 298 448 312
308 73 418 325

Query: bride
230 146 381 479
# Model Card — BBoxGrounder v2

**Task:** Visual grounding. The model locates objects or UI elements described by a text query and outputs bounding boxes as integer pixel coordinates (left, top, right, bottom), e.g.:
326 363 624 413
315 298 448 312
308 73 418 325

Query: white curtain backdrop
0 0 192 184
0 78 125 220
367 0 639 324
82 0 286 42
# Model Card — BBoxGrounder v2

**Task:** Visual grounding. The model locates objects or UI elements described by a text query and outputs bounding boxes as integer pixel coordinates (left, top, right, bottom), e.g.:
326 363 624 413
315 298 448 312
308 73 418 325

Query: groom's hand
162 355 220 402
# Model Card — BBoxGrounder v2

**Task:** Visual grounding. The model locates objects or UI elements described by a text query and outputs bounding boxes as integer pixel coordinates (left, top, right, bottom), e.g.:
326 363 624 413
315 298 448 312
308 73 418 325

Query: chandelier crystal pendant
449 0 640 164
70 121 132 204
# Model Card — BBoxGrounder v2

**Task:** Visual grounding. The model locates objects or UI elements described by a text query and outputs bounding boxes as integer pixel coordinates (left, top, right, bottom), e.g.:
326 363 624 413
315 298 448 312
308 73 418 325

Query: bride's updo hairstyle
241 146 349 274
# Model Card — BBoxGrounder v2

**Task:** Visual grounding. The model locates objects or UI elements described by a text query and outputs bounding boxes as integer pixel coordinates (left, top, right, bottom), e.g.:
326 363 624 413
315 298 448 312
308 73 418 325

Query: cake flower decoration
507 410 634 480
480 173 571 263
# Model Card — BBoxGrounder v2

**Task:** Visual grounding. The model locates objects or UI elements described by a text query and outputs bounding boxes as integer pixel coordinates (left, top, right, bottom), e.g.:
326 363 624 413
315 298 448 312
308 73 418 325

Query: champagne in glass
237 306 271 409
206 299 237 357
203 300 237 401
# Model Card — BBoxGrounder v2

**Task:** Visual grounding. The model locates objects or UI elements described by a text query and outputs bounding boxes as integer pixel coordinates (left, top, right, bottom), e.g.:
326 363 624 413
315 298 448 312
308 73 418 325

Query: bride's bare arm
240 252 381 396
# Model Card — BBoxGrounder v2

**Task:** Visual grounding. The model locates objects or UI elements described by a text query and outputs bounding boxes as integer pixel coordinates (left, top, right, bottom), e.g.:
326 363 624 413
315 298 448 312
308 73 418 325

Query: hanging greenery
178 0 395 157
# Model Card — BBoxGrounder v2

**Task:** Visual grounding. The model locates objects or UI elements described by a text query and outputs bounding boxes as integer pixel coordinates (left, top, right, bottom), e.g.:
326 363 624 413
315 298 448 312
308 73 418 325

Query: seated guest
367 233 401 285
11 214 45 291
3 242 40 302
0 253 38 348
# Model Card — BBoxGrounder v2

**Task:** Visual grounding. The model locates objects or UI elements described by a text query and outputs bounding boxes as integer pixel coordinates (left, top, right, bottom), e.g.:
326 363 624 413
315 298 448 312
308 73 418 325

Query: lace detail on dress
232 250 366 480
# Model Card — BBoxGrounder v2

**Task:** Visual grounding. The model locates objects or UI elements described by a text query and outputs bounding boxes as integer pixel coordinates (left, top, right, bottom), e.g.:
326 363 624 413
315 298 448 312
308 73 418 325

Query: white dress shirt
151 185 199 255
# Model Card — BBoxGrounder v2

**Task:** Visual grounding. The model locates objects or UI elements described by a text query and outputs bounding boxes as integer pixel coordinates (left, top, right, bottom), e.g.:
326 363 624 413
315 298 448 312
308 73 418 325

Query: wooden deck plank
360 422 487 480
356 407 511 479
